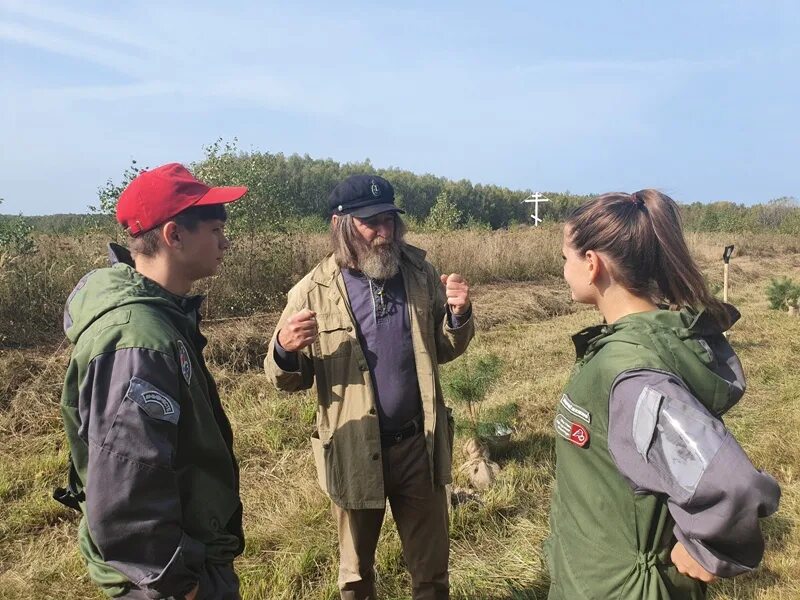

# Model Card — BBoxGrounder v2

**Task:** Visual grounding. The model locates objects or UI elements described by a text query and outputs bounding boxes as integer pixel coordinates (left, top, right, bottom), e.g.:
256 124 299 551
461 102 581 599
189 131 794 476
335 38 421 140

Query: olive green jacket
59 245 243 598
547 308 779 599
264 245 474 509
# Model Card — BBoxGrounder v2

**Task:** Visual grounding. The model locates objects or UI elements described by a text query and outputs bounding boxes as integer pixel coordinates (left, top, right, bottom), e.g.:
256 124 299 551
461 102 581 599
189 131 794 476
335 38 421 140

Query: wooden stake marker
722 245 734 303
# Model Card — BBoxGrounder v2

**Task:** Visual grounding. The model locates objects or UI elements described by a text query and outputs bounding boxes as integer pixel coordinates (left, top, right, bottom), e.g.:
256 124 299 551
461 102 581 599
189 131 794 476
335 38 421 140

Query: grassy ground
0 233 798 599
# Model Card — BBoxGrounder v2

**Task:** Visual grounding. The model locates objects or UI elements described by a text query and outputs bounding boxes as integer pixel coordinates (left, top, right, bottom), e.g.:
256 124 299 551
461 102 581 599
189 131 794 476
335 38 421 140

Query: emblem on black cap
370 180 381 198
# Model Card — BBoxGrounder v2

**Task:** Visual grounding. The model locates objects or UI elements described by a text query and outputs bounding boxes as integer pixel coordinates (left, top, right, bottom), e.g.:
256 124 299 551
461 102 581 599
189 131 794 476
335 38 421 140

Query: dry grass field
1 228 798 599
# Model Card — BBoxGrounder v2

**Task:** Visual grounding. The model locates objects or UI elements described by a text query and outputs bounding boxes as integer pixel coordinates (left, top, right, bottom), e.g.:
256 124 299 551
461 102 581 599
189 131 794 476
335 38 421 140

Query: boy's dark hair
127 204 227 258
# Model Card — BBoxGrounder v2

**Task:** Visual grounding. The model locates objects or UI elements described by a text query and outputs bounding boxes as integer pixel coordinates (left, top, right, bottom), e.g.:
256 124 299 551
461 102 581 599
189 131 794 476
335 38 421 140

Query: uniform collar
107 242 205 314
571 305 741 360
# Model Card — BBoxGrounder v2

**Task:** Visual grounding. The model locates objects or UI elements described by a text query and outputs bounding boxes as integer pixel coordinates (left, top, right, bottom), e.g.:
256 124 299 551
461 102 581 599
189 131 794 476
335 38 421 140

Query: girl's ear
585 250 601 285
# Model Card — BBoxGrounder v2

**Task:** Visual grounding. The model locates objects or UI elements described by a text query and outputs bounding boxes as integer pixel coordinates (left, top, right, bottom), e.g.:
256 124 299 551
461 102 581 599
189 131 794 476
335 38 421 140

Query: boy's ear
162 221 182 250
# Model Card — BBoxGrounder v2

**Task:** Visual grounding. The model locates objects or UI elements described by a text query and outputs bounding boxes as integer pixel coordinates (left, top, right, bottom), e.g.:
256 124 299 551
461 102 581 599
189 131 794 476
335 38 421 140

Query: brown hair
128 204 227 258
566 189 730 328
330 213 407 269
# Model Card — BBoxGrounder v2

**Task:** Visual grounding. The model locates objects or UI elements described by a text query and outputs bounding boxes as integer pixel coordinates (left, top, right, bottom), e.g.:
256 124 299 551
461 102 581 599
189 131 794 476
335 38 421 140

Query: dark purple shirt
340 268 421 430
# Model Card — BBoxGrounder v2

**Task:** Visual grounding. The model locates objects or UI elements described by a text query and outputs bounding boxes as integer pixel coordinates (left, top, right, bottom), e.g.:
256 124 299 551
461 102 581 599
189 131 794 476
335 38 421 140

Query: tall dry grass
5 225 797 347
0 227 564 348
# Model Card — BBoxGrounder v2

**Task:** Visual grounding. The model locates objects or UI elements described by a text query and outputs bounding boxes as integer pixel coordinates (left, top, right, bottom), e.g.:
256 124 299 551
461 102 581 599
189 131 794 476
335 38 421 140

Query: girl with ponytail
545 190 780 599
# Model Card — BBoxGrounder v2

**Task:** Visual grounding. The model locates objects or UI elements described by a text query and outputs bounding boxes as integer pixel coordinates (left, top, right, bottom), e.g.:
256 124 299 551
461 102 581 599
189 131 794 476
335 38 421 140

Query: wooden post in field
722 245 734 303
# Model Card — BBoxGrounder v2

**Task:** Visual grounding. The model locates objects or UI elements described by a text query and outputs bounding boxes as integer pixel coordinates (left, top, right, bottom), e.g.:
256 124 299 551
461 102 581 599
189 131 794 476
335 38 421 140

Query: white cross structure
524 192 550 226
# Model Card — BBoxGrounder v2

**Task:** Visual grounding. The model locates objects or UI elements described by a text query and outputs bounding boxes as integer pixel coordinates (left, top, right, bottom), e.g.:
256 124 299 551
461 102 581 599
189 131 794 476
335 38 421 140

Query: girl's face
562 226 596 305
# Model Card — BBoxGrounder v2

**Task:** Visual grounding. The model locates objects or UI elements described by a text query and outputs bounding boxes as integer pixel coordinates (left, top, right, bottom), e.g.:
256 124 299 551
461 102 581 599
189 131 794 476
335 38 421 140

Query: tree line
2 140 798 236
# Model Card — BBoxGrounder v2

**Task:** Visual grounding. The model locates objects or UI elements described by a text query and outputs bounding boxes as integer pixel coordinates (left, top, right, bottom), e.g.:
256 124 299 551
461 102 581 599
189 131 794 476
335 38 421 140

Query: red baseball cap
116 162 248 236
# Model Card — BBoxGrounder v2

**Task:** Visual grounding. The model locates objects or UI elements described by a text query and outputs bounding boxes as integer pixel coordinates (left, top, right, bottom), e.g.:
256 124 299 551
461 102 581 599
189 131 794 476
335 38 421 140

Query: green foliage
0 200 35 257
71 140 799 238
681 199 800 234
444 353 502 405
463 215 492 231
13 214 113 235
766 277 800 310
425 188 463 231
443 352 503 432
192 138 291 233
90 159 146 216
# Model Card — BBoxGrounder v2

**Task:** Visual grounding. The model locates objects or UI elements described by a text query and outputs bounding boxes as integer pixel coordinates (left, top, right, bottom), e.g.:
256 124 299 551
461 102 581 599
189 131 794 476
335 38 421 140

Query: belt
380 414 424 448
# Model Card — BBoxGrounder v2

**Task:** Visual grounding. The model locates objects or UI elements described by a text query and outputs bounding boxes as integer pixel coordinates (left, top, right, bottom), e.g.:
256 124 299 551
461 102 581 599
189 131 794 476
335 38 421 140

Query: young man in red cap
56 163 247 599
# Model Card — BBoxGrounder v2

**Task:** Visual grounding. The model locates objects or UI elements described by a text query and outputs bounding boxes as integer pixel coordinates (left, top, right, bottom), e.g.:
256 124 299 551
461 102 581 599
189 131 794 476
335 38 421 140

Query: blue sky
1 0 798 214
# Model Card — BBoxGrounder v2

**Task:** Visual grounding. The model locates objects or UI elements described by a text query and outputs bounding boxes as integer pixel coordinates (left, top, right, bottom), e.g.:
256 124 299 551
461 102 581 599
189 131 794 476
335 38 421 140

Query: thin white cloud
19 74 346 118
0 1 349 116
514 57 734 74
0 21 148 75
1 0 161 54
32 81 180 102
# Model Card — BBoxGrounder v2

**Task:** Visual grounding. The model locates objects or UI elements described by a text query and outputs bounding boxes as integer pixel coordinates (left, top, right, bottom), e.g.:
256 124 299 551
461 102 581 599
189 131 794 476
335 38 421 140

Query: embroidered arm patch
125 376 180 425
633 384 726 499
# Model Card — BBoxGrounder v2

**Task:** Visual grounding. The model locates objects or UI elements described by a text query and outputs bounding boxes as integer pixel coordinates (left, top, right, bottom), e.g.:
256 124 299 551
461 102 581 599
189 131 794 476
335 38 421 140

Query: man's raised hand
439 273 471 316
277 309 318 352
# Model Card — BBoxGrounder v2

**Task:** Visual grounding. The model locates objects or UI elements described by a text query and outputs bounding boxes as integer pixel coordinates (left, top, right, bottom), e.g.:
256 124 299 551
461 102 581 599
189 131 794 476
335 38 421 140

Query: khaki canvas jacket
265 244 474 509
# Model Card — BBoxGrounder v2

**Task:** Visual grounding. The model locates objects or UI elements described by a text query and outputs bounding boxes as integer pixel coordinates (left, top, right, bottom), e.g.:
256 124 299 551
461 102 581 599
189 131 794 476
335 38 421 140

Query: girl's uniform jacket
547 307 780 600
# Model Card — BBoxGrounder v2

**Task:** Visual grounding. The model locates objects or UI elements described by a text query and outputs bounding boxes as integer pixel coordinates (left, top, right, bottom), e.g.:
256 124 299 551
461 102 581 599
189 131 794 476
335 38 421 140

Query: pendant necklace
368 277 388 322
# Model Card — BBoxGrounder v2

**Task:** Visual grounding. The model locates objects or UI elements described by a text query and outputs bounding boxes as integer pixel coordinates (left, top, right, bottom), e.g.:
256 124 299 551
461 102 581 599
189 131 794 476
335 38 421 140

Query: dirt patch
471 281 576 331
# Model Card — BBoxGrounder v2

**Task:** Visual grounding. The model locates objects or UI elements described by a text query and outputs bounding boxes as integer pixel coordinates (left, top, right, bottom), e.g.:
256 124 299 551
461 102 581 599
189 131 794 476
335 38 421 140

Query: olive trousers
332 432 450 600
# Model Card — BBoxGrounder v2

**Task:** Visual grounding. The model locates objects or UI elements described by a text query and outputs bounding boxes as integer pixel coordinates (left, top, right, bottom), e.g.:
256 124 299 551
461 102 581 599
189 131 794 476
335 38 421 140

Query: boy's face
176 219 230 281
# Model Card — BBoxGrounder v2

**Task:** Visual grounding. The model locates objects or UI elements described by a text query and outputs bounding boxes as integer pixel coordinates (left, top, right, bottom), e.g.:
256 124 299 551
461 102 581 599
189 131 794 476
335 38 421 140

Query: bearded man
265 174 474 600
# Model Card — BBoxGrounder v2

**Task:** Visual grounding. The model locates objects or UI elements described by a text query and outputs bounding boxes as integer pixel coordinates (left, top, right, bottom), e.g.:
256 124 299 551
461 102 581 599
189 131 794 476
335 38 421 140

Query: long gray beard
357 241 401 280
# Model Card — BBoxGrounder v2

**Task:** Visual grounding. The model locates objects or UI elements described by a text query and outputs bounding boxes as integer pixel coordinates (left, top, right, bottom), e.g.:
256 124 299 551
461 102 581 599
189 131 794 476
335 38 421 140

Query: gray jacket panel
82 348 205 597
608 369 780 577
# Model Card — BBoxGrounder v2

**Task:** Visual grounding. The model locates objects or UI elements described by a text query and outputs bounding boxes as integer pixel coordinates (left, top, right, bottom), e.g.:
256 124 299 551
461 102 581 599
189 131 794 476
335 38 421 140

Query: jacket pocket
102 377 179 468
310 430 338 495
314 314 353 360
446 406 455 457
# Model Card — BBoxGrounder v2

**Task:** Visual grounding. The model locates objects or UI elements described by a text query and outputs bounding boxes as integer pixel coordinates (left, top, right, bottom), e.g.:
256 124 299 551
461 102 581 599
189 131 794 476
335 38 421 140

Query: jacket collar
106 242 205 315
571 305 741 360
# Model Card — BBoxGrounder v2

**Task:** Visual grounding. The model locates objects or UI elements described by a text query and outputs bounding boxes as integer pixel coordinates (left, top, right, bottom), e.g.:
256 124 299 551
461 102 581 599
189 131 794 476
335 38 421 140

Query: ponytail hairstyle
565 189 731 329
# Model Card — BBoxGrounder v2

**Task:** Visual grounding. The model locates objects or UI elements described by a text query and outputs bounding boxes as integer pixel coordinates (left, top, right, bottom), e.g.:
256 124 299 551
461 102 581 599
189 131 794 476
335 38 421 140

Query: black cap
328 175 405 218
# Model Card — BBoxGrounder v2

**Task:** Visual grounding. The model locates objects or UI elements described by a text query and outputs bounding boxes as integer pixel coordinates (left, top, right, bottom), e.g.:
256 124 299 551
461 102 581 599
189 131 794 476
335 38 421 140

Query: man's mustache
371 237 393 247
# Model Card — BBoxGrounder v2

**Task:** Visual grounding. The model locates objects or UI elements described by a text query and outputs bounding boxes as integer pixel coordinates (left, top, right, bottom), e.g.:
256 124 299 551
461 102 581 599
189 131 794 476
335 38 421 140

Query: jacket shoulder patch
555 414 590 448
633 384 727 498
560 394 591 424
177 340 192 385
125 376 180 424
